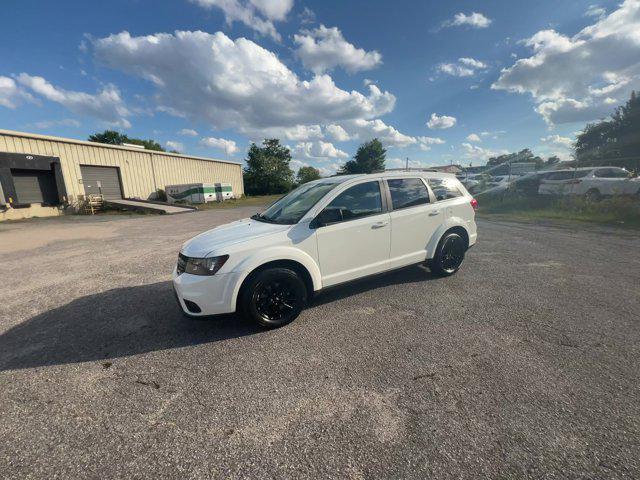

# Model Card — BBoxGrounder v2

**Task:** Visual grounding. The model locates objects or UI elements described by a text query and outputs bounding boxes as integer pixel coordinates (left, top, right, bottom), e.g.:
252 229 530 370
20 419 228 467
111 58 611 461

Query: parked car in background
173 172 478 327
538 167 639 199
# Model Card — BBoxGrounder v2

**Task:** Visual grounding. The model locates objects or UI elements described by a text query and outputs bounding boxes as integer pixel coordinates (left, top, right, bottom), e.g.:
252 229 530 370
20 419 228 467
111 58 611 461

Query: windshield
253 179 345 224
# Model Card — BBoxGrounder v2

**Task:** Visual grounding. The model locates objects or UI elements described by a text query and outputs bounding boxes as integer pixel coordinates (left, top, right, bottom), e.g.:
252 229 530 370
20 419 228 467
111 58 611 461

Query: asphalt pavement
1 209 639 479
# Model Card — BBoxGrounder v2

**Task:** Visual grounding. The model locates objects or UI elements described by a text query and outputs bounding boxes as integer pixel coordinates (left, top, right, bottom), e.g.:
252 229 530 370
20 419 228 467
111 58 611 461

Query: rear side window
387 178 430 210
546 171 590 180
324 181 383 221
594 168 629 178
428 178 464 201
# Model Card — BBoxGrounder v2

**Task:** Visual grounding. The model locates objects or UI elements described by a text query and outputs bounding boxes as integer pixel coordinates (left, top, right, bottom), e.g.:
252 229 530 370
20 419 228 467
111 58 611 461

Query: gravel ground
1 209 639 479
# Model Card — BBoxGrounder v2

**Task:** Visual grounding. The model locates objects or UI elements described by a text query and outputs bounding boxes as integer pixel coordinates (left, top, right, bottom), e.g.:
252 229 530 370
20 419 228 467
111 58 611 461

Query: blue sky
1 0 636 174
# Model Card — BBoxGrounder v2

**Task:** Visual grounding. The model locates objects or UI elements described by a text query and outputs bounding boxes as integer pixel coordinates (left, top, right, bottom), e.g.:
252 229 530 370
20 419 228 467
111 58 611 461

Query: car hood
181 218 291 257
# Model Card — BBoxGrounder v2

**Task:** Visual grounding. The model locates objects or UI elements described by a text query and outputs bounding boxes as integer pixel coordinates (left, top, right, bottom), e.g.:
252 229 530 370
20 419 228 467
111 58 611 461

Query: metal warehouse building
0 129 244 221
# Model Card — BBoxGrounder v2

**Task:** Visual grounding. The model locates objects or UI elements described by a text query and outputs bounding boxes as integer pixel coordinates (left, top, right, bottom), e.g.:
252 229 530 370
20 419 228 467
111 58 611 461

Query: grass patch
189 194 283 211
477 194 640 229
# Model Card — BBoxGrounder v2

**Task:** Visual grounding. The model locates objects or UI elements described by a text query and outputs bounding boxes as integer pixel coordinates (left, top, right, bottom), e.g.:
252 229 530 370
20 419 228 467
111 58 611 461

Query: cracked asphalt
1 208 639 479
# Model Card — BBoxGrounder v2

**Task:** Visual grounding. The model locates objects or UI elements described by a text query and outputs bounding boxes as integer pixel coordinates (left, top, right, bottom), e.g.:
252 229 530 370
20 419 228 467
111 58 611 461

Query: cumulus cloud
325 124 352 142
438 57 487 77
294 25 382 74
165 140 184 152
190 0 293 40
541 134 573 148
492 0 640 125
466 133 481 142
417 136 445 151
293 140 348 159
93 30 396 138
341 118 416 147
0 76 34 108
461 142 507 162
427 113 457 129
200 136 239 155
585 4 606 19
442 12 492 29
179 128 199 136
16 74 131 128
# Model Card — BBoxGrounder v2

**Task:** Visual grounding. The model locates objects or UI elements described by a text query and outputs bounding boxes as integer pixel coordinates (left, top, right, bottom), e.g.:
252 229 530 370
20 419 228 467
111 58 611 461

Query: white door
386 177 441 268
590 168 631 195
315 181 391 287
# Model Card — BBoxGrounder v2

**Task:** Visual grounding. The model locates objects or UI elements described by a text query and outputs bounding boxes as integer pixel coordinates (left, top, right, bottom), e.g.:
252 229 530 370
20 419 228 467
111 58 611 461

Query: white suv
538 166 639 199
173 172 478 327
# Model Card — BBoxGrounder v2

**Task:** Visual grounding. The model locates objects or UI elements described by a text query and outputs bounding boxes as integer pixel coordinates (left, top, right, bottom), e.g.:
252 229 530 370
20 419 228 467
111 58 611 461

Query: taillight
470 198 478 210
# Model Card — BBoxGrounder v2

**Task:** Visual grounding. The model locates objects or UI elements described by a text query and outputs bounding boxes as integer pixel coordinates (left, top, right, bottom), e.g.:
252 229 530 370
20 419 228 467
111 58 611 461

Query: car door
314 180 391 287
592 168 630 195
386 177 440 268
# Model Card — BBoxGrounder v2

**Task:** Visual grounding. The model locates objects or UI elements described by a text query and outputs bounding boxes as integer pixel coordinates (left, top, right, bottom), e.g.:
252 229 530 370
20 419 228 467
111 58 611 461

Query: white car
173 172 478 327
538 166 639 199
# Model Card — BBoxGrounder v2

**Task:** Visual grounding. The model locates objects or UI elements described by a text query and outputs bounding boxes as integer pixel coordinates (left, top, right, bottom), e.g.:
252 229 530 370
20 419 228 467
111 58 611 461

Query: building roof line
0 129 242 166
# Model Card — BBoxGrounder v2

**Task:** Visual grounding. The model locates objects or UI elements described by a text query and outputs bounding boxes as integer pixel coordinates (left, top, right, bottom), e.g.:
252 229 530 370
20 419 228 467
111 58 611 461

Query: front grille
177 253 188 275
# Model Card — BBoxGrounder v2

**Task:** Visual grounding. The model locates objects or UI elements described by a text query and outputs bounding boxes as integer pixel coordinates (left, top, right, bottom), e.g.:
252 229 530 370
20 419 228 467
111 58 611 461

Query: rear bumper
172 267 242 316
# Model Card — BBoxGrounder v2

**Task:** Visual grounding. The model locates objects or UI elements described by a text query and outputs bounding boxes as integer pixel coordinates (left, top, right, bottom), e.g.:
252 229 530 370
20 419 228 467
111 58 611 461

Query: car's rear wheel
430 232 466 276
241 268 307 328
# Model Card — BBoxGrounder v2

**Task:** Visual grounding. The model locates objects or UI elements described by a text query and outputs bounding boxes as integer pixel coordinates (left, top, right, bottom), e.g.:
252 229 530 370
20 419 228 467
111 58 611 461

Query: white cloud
416 136 445 151
0 76 34 108
341 118 416 147
165 140 184 151
438 57 488 77
585 5 606 19
427 113 457 129
294 25 382 74
16 74 131 128
461 142 507 162
200 136 239 155
282 124 323 141
293 140 348 159
442 12 492 29
492 0 640 125
466 133 481 142
540 134 573 148
189 0 293 40
93 30 396 138
325 124 352 142
179 128 199 136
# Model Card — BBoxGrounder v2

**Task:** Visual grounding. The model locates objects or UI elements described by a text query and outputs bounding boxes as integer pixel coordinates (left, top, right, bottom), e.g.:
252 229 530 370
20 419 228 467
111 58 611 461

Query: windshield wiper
251 213 278 224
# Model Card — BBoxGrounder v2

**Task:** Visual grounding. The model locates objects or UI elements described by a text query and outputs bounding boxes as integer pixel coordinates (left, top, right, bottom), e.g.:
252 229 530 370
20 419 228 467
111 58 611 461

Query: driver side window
322 181 383 223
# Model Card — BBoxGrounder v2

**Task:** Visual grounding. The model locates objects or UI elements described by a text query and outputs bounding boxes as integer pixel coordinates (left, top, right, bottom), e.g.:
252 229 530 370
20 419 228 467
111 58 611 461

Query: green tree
296 165 321 184
545 155 561 166
339 138 386 174
88 130 166 152
575 91 640 171
243 139 294 195
88 130 128 145
486 148 544 174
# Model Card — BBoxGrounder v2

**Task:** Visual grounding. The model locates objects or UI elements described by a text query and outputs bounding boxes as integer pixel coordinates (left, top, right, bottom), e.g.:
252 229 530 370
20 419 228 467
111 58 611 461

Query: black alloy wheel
431 233 466 276
242 268 307 328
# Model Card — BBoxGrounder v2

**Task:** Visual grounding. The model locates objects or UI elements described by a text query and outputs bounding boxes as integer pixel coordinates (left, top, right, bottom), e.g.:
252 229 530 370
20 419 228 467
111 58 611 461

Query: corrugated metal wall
0 130 244 202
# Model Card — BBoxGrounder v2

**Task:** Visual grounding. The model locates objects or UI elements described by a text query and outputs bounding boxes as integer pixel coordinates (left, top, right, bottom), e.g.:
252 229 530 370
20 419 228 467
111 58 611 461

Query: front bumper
172 267 242 316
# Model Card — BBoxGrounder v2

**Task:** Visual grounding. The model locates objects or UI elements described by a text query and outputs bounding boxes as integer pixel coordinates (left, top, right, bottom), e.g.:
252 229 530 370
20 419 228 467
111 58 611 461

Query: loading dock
79 165 123 199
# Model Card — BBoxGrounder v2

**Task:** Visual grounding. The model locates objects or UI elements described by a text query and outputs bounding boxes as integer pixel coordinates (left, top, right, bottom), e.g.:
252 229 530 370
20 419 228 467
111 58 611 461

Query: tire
430 232 466 277
585 188 601 202
240 268 307 328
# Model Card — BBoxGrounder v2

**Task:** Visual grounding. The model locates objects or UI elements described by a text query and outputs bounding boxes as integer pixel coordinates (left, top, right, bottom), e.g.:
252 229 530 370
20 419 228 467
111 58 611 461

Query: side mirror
311 208 343 228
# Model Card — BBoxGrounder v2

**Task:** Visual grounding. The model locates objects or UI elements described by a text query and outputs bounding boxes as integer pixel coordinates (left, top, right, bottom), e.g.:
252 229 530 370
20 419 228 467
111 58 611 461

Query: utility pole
405 157 409 171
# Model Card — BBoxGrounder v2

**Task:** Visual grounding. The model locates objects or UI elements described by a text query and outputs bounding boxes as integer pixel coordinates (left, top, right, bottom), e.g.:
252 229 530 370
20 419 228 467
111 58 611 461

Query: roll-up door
11 169 59 205
80 165 123 199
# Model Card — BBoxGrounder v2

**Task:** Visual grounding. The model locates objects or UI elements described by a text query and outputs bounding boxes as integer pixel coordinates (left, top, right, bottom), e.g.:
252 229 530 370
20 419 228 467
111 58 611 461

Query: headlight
180 254 229 276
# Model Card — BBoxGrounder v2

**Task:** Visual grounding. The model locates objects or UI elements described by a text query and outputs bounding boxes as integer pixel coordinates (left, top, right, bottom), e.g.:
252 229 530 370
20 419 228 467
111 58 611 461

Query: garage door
80 166 123 199
11 169 59 205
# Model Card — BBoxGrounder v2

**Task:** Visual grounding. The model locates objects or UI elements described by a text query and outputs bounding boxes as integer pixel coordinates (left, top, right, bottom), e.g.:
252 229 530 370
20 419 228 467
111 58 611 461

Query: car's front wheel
240 268 307 328
430 232 466 276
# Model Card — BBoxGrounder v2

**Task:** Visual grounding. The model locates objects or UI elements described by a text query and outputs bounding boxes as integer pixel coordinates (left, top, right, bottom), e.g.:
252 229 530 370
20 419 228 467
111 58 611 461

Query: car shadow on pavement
0 281 259 371
311 263 438 307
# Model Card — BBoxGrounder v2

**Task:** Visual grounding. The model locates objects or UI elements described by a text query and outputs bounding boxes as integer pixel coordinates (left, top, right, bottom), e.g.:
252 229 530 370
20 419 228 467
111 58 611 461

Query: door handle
371 221 388 229
428 211 441 216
